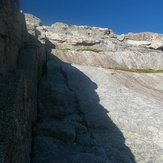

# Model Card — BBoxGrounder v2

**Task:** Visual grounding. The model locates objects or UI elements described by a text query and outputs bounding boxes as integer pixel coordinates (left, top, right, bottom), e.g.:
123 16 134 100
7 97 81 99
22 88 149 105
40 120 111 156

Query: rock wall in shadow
32 39 136 162
0 1 46 162
0 0 28 73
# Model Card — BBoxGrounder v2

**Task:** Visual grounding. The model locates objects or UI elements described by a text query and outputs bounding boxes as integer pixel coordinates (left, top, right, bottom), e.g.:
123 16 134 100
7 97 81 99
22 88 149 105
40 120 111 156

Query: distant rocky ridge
43 21 163 70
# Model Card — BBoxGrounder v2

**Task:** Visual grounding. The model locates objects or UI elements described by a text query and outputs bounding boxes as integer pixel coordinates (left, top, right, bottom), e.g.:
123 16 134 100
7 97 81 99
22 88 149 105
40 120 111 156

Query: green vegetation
61 48 103 53
107 67 163 73
77 48 103 53
61 48 71 51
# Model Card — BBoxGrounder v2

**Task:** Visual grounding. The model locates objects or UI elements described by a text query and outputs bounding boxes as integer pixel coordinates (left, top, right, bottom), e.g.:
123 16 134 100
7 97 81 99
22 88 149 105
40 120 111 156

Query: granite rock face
1 6 163 163
125 32 163 49
0 0 27 73
31 20 163 163
0 2 46 163
24 13 46 44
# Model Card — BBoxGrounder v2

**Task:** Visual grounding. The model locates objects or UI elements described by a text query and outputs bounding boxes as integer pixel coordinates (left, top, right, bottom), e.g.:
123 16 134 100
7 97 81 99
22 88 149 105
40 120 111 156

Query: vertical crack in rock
3 37 8 67
60 63 88 128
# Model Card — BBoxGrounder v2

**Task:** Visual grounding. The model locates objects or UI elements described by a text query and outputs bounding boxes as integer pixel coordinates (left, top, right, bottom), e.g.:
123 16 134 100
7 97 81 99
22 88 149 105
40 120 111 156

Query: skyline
20 0 163 34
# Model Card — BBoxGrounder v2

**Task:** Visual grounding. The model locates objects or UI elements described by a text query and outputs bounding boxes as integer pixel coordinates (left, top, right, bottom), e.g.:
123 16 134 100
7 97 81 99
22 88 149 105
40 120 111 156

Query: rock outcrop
45 22 163 70
125 32 163 49
24 13 46 45
1 3 163 162
0 1 46 163
0 0 27 73
32 20 163 163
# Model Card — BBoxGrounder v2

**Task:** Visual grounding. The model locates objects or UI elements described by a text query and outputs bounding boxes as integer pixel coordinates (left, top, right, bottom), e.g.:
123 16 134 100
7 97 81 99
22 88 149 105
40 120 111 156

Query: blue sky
20 0 163 34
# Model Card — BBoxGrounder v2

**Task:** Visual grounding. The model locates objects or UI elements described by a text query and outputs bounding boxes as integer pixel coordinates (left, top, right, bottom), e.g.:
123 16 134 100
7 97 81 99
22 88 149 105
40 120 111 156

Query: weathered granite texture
33 53 135 163
33 47 163 162
125 32 163 49
1 7 163 163
0 73 36 163
31 19 163 162
0 0 27 73
0 2 46 163
24 13 46 44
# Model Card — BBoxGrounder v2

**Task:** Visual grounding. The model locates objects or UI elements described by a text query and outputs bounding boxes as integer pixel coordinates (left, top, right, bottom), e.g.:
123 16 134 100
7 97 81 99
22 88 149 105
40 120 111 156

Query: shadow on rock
33 39 136 163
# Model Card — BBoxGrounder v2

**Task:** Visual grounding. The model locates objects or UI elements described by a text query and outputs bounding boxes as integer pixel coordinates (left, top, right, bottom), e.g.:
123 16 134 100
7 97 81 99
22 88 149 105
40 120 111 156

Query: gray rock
43 22 163 70
24 13 42 27
64 64 163 163
72 153 111 163
117 34 125 41
24 13 46 44
0 2 46 163
0 0 27 73
125 32 163 49
22 12 163 163
52 47 163 72
126 40 151 46
126 32 163 42
76 133 96 146
35 121 76 144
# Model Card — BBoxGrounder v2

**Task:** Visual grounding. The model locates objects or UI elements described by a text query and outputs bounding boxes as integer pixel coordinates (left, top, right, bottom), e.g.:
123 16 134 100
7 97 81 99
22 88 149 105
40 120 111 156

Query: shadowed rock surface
33 54 136 163
0 1 46 162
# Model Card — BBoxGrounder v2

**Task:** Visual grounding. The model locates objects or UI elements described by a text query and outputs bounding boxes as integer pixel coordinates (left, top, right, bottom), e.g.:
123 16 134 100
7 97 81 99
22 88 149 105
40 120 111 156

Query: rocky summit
0 1 163 162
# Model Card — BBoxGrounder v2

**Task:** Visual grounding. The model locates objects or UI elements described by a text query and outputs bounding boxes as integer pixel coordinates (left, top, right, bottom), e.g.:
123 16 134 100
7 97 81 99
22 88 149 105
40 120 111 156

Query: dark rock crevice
60 63 88 130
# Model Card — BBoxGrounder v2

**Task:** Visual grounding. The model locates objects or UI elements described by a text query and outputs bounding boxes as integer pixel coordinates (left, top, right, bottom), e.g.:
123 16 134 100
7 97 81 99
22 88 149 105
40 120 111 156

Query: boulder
117 34 125 41
148 41 163 50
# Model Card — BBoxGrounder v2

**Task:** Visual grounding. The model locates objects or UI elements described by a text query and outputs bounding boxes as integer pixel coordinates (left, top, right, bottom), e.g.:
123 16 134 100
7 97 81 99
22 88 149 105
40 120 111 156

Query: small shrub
77 48 103 53
62 48 71 51
107 67 163 73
